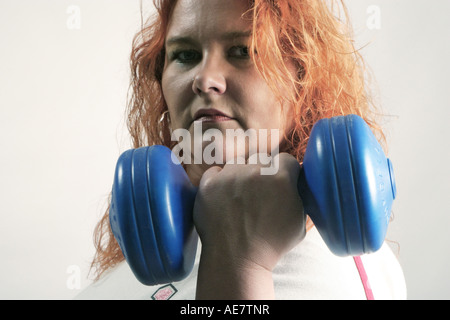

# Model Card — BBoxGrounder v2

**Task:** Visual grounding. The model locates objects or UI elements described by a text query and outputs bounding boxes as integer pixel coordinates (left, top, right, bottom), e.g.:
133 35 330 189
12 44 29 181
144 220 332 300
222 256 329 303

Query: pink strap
353 256 374 300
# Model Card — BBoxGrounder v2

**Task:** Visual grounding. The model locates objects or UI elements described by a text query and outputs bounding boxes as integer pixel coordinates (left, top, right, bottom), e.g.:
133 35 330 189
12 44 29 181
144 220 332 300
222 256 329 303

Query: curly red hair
90 0 386 280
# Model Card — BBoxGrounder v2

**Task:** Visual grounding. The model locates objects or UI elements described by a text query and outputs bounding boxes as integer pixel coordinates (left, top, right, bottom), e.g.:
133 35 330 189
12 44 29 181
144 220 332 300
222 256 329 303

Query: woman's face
161 0 293 181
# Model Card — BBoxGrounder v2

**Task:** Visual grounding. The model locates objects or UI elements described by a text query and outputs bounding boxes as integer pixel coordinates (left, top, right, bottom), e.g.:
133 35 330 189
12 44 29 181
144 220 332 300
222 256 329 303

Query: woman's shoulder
273 227 407 300
74 257 199 300
73 262 151 300
362 242 407 300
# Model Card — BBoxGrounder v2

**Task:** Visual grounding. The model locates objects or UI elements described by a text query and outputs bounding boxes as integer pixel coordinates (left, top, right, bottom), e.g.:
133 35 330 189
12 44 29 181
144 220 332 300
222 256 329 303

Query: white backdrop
0 0 448 300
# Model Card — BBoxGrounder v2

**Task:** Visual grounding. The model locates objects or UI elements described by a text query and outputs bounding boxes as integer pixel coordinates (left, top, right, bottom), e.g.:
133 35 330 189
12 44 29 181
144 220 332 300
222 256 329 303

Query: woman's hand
193 153 306 299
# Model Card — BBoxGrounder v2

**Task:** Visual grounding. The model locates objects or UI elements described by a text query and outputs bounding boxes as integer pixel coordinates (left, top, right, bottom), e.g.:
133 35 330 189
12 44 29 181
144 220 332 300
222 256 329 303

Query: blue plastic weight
110 146 198 285
109 114 397 285
297 115 396 257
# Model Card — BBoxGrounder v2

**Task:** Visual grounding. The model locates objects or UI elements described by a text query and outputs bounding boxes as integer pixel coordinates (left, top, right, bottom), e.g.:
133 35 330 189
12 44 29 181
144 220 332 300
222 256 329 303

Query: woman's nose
192 55 227 96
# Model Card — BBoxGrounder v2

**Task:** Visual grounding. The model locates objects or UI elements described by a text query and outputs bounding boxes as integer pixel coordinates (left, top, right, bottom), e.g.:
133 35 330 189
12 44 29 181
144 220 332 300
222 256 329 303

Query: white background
0 0 448 300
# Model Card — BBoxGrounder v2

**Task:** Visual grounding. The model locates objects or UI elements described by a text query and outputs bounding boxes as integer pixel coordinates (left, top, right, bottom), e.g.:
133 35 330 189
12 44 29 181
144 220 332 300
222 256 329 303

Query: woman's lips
193 108 235 123
196 115 233 123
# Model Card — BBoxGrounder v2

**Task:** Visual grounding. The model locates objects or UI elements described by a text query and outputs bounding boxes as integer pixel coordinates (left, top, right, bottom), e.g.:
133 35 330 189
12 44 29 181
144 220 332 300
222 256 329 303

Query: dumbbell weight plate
299 115 396 256
110 146 198 285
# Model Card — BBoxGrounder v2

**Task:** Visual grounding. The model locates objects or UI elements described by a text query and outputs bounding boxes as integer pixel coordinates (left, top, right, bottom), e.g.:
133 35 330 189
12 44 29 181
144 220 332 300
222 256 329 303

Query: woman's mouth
193 108 235 123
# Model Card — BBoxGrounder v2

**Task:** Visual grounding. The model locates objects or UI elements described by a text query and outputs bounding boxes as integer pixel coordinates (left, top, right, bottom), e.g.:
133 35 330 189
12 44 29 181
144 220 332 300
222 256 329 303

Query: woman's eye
171 50 201 63
228 46 250 59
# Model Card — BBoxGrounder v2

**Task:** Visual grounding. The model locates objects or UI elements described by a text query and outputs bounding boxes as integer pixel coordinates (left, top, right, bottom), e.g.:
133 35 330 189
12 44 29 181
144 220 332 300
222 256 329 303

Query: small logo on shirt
152 284 178 300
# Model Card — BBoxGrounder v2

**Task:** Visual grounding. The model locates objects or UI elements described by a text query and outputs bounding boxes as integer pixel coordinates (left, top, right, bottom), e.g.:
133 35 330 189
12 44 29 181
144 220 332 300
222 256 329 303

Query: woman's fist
193 153 306 273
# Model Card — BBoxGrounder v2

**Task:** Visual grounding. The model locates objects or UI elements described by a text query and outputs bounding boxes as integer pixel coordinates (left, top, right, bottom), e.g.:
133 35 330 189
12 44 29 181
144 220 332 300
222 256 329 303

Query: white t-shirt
75 227 406 300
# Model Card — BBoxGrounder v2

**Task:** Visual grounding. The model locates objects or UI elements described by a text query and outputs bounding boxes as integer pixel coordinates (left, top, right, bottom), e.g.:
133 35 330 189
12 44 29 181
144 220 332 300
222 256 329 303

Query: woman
78 0 406 300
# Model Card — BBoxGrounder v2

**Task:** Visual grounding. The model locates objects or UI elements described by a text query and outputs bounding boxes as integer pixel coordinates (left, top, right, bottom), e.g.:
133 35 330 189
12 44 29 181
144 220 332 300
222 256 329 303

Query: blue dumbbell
109 114 397 286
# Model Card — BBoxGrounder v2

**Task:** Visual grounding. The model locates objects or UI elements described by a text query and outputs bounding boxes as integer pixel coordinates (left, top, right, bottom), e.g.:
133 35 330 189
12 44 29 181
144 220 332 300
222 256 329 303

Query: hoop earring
159 110 170 124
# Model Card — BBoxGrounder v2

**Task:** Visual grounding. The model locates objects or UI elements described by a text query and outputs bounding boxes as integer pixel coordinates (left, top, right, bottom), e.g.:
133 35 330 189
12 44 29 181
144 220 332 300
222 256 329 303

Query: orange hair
90 0 386 281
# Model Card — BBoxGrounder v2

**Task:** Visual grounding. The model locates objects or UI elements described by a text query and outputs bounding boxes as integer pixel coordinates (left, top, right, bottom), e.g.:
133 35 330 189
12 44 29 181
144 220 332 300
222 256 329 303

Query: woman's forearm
196 247 275 300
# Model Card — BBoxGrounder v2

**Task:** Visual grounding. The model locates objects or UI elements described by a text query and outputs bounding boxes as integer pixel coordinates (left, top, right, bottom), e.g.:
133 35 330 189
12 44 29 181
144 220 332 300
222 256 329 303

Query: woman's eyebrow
166 31 251 47
220 30 252 41
166 36 196 47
